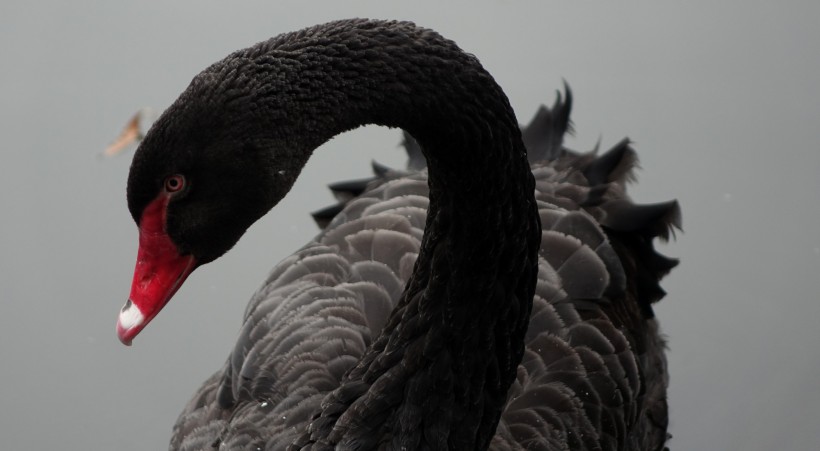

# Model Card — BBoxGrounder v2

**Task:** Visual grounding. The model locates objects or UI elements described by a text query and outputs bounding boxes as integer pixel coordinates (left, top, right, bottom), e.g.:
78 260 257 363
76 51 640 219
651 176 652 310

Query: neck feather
202 19 540 449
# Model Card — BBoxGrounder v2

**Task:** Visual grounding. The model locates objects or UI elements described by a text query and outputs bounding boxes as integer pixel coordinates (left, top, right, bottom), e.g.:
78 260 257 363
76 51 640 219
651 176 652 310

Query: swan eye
164 174 186 193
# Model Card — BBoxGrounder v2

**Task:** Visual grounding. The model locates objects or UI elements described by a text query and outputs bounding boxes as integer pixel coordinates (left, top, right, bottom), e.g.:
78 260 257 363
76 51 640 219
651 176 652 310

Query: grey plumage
171 87 678 450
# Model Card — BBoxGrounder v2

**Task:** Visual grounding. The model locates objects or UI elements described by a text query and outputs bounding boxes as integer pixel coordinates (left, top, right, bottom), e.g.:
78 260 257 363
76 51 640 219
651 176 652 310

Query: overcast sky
1 1 819 450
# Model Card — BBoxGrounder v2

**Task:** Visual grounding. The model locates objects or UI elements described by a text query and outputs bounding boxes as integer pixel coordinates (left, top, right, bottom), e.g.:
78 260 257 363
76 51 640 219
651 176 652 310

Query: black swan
118 19 679 450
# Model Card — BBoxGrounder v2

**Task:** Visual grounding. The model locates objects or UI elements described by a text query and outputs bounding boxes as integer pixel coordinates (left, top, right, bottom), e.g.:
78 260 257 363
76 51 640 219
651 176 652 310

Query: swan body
119 19 678 451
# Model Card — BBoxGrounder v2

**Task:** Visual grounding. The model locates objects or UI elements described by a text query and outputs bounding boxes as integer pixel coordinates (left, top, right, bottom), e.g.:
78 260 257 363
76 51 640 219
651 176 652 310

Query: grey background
1 1 818 449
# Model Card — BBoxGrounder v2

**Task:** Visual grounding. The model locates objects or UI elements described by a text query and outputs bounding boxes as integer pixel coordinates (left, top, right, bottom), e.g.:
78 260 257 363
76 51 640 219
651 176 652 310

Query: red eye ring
164 174 186 193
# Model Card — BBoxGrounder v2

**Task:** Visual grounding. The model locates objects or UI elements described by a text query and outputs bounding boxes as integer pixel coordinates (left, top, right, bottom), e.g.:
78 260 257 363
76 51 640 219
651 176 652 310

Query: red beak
117 195 197 345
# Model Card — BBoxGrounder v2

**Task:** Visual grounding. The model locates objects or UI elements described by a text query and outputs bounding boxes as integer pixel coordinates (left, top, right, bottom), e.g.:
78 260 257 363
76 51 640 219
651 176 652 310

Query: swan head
117 75 308 345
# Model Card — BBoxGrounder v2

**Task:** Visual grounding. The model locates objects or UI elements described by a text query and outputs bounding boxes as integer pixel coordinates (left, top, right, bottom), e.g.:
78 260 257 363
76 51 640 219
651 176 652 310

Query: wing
492 147 677 451
171 175 430 451
171 90 678 451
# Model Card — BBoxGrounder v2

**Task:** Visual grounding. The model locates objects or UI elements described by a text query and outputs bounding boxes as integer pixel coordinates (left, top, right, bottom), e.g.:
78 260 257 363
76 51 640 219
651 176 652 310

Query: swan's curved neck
197 20 541 449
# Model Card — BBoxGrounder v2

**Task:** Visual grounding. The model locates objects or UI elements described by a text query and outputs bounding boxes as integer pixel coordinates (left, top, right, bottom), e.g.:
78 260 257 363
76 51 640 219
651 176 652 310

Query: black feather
119 20 685 451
